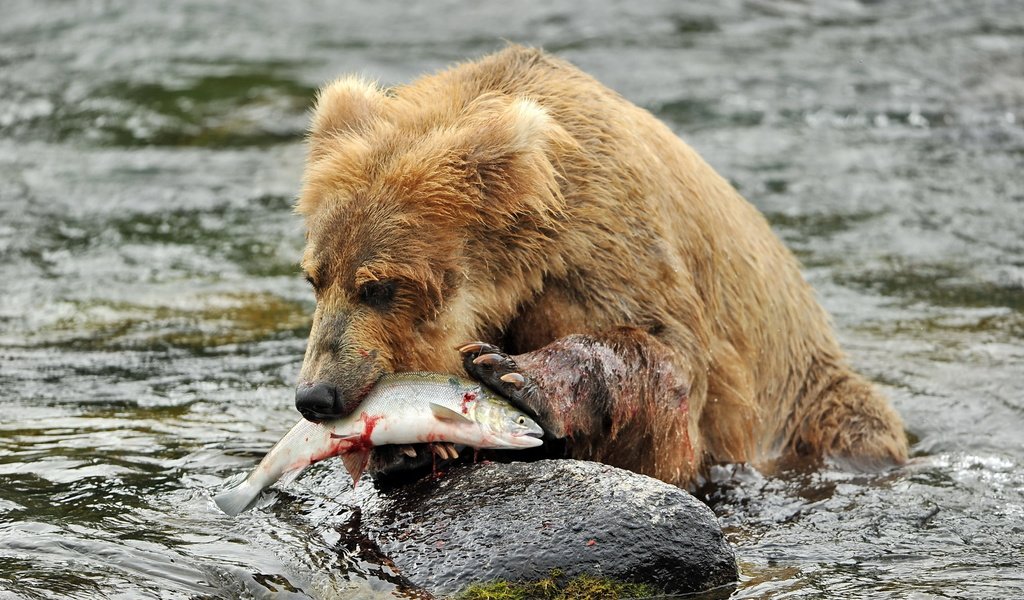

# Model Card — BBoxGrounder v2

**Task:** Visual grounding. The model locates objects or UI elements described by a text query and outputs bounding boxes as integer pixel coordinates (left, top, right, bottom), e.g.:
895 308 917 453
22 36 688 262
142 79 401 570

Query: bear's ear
458 96 576 224
467 98 554 161
308 76 386 160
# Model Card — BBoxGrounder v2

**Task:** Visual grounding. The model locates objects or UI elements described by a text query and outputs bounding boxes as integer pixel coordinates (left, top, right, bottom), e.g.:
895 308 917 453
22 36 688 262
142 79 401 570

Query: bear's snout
295 381 343 422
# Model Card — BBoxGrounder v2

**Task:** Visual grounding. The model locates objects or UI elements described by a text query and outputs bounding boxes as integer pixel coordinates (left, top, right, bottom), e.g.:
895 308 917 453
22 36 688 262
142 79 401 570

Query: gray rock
346 459 738 597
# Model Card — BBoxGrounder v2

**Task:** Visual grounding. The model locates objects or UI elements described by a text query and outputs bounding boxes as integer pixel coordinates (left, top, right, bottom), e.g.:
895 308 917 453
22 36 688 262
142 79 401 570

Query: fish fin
277 466 305 488
430 402 473 423
330 433 361 444
341 450 371 487
214 480 260 516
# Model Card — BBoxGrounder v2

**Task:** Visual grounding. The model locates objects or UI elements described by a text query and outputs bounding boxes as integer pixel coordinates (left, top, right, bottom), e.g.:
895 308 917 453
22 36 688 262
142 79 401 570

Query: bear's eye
358 279 396 310
304 272 319 291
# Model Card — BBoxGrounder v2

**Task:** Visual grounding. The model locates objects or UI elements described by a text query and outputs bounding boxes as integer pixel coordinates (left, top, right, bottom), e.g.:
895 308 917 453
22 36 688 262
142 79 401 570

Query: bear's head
293 76 573 419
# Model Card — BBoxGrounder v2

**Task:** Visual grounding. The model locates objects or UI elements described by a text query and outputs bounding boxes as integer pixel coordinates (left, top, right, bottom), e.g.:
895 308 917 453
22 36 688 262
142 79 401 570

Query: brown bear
292 45 908 487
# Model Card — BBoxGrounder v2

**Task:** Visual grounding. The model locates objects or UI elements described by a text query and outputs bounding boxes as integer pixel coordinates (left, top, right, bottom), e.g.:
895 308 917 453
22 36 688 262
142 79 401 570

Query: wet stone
345 459 738 597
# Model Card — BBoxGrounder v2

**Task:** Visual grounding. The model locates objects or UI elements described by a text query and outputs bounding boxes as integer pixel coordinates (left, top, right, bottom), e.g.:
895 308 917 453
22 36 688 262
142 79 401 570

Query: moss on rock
457 570 660 600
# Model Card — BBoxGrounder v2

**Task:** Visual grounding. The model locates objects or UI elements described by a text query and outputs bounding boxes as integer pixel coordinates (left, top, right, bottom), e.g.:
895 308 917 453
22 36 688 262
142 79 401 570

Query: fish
214 372 544 516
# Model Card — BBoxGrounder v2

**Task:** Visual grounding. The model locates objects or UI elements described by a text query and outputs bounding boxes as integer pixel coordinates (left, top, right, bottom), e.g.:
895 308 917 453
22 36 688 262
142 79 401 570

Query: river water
1 1 1022 598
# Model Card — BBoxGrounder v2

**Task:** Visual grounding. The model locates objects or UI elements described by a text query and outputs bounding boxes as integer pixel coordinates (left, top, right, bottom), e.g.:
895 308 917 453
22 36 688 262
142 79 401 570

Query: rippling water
1 1 1022 598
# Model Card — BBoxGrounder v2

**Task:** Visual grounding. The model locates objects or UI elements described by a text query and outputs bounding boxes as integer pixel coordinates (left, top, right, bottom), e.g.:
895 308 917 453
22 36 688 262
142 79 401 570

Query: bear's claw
457 342 487 353
499 372 526 389
472 353 504 366
458 342 541 421
430 442 460 460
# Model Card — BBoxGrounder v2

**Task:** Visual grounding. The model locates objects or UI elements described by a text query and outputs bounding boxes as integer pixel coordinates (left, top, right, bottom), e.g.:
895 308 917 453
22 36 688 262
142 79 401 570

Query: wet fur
296 46 908 486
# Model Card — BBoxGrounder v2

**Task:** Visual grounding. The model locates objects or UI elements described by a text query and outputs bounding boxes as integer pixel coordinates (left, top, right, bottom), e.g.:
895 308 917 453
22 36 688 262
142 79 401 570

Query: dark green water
1 1 1022 598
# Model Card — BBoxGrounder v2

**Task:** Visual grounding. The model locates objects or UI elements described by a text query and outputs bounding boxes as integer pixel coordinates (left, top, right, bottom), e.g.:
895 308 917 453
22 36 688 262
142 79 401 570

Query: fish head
474 394 545 448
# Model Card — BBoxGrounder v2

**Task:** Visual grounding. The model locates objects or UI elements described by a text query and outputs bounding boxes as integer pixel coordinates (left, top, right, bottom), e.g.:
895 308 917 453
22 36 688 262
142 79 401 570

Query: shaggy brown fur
295 45 907 486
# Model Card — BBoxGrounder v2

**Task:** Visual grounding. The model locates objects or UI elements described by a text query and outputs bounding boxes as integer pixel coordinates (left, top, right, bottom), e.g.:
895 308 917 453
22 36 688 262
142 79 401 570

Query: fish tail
213 480 261 516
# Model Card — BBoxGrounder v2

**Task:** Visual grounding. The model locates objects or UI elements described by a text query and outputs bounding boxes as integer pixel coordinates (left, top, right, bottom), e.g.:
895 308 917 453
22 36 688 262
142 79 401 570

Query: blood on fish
355 412 383 449
328 412 383 453
460 391 476 414
307 434 352 462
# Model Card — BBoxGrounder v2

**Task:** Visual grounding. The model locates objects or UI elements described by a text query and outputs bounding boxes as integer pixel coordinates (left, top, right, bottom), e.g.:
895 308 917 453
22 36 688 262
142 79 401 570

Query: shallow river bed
1 1 1022 598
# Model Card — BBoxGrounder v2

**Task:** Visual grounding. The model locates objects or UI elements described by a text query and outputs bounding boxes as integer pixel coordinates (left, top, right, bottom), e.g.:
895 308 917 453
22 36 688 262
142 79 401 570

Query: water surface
1 1 1022 598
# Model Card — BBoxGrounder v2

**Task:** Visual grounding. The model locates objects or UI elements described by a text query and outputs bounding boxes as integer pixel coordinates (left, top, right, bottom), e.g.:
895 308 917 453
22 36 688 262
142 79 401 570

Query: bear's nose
295 382 343 422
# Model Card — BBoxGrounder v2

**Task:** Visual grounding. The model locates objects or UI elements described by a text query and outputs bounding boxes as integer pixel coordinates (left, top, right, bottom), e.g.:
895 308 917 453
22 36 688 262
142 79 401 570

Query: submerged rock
346 459 738 597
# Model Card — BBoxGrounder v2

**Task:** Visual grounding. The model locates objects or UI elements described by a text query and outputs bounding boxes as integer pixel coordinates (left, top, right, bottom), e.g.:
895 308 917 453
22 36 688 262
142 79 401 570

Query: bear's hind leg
788 372 908 470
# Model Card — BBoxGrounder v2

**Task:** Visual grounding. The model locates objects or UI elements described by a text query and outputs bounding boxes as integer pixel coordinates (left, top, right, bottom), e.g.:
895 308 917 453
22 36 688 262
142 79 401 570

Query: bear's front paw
457 341 539 418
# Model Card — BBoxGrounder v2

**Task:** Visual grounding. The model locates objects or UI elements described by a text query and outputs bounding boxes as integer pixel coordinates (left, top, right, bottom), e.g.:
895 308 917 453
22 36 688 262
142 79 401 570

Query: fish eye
516 415 527 425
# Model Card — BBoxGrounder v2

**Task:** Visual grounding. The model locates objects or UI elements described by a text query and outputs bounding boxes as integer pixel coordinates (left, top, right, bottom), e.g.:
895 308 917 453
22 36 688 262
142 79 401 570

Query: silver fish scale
363 373 499 417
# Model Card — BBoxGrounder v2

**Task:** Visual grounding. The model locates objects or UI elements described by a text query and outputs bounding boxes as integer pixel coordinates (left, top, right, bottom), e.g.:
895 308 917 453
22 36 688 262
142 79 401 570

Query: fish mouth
506 433 545 448
517 423 545 442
